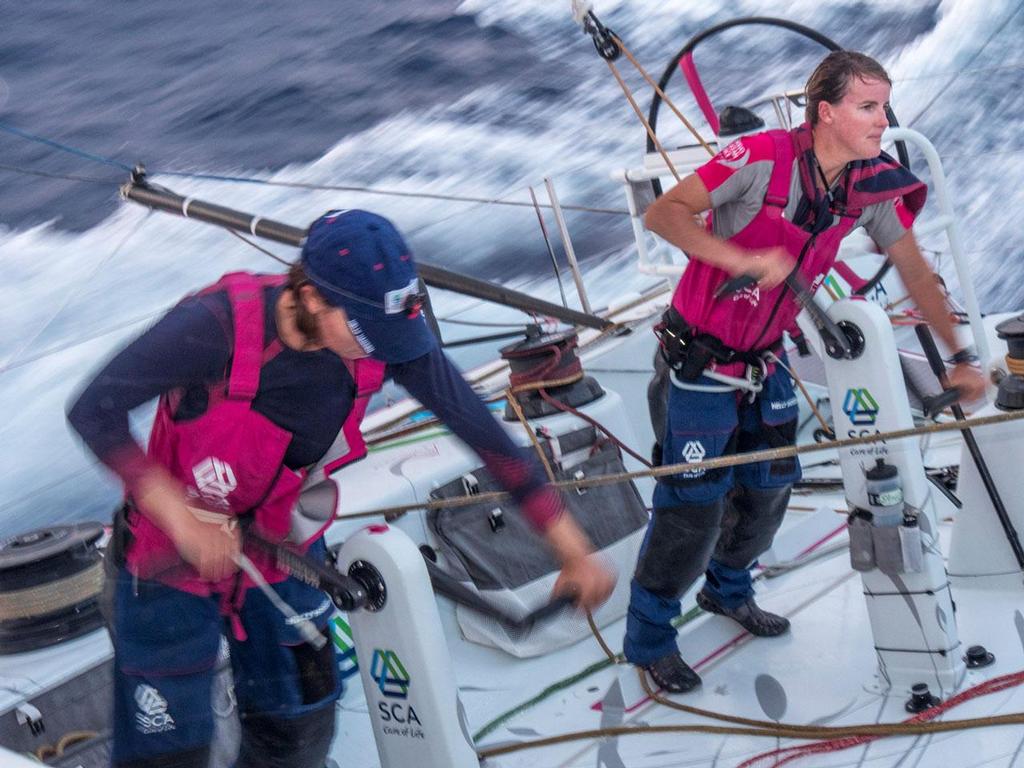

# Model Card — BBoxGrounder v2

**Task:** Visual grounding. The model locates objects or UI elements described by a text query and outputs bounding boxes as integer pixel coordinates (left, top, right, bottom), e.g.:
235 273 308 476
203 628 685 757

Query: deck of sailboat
331 494 1024 768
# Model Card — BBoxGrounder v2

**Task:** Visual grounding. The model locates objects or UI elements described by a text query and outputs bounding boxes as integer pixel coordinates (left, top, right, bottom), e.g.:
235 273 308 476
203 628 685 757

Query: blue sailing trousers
624 367 800 665
110 539 341 768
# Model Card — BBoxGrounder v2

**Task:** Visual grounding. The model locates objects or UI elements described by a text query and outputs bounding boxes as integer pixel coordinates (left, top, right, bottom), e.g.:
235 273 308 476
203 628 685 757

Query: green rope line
472 657 617 742
366 428 449 453
471 604 704 742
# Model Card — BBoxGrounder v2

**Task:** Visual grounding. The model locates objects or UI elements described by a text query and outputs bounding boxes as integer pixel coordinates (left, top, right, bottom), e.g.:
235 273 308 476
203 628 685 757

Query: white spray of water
1 0 1020 533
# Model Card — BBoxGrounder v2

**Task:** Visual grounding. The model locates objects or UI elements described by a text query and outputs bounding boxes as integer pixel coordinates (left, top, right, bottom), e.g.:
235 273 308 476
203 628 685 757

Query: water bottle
865 459 903 526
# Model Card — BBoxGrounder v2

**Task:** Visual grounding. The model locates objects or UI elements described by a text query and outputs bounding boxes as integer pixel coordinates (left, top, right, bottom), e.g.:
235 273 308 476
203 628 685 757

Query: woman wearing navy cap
68 209 615 768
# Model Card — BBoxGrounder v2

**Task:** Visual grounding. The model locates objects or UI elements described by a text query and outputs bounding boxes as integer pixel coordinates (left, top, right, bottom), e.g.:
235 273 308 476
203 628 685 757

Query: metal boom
121 176 614 331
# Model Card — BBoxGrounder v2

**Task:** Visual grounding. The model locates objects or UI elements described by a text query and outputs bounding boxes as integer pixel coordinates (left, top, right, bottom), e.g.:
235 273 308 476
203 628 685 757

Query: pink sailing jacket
670 124 926 376
125 272 385 601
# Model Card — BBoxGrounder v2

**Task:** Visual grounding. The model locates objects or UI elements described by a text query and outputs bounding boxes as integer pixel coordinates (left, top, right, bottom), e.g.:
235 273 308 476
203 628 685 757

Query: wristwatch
950 346 979 365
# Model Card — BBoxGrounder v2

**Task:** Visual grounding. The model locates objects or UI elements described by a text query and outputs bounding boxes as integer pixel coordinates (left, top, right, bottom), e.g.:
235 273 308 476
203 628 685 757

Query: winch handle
784 272 853 359
714 273 759 299
522 594 576 626
920 387 962 418
425 558 575 629
244 532 369 612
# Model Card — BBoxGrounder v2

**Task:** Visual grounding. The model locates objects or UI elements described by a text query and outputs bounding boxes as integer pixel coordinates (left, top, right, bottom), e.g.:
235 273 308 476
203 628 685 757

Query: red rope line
736 670 1024 768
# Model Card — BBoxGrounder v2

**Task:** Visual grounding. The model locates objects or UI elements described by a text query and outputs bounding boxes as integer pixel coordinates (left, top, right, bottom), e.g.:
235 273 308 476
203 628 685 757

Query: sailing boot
644 650 702 693
696 589 790 637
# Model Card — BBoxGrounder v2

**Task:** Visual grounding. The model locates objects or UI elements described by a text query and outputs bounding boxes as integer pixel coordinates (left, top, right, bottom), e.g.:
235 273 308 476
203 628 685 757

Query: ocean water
1 0 1022 535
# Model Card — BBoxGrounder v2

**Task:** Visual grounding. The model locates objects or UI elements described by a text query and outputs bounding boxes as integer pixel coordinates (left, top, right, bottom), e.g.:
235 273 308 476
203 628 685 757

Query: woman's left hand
948 362 987 404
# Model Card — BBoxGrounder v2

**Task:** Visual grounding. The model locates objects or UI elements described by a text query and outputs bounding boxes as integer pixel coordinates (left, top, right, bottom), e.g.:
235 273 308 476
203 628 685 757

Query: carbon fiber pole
121 178 614 331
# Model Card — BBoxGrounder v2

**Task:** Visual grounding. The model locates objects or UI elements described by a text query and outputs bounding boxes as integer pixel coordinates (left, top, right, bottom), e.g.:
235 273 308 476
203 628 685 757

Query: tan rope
34 730 99 762
585 609 619 663
476 705 1024 759
56 730 99 755
1007 356 1024 377
0 561 103 621
338 408 1024 521
770 354 833 436
884 293 913 311
610 35 715 157
638 660 1024 738
508 372 585 394
606 60 681 182
505 386 557 484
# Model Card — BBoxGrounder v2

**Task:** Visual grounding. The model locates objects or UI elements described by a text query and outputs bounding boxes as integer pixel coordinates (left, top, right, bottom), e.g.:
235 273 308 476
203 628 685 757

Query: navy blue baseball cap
300 209 437 363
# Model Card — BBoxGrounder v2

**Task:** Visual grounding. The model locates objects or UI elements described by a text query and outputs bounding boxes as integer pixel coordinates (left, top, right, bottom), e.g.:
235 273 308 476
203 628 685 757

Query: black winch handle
425 558 576 630
714 273 759 299
921 387 962 419
244 533 368 612
521 594 577 626
785 272 853 359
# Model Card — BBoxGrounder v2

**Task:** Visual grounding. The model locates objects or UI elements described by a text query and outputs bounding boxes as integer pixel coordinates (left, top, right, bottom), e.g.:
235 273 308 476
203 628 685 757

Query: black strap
658 307 781 372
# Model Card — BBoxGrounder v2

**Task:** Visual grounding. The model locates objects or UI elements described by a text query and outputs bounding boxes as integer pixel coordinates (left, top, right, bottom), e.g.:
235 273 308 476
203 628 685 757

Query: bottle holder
848 514 875 572
847 505 925 575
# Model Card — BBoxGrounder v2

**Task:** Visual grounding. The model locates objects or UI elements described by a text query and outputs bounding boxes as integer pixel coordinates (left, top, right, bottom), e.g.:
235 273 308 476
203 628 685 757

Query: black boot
697 590 790 637
644 651 702 693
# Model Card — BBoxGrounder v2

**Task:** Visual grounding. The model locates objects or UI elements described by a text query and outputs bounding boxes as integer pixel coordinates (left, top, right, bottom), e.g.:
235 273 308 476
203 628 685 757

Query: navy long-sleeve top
67 282 562 530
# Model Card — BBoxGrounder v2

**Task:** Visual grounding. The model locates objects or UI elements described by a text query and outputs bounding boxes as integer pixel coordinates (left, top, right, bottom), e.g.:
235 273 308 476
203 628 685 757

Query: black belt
655 306 781 382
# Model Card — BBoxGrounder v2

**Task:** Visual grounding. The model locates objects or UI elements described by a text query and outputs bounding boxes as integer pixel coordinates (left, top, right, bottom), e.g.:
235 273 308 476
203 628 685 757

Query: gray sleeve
857 199 911 250
707 160 773 239
707 159 770 208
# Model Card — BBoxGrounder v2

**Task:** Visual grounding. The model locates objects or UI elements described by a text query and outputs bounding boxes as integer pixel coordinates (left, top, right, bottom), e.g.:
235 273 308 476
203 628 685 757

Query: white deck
332 504 1024 768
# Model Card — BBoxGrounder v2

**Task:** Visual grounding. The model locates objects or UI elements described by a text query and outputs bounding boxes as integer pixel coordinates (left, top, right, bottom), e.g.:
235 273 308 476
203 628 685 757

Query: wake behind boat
3 9 1024 768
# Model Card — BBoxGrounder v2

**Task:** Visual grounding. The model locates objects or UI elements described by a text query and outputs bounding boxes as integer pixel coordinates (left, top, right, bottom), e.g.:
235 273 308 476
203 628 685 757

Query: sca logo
681 440 706 463
843 388 879 426
133 684 175 734
371 649 423 732
371 649 411 699
191 456 237 507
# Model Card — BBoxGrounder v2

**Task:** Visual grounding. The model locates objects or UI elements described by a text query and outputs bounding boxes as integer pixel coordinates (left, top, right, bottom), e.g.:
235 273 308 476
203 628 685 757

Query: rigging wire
434 317 531 329
0 308 169 374
0 121 133 172
909 0 1024 125
224 228 291 266
0 163 117 185
0 210 153 376
153 171 630 217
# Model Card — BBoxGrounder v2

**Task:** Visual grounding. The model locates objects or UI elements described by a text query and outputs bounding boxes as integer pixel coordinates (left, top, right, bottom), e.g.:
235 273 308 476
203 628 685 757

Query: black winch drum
0 523 106 654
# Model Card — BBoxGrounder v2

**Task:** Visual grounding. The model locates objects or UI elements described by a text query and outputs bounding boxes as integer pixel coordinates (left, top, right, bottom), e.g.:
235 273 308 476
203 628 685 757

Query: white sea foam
1 1 1021 533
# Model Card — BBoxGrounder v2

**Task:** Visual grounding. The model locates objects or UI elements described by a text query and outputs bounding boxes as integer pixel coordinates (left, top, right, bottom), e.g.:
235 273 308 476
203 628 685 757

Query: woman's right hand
745 247 796 291
543 514 616 611
134 466 241 581
173 512 242 582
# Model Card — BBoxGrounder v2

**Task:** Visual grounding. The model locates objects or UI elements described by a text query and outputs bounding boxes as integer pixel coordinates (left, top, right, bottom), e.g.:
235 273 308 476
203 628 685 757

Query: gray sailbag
428 427 647 657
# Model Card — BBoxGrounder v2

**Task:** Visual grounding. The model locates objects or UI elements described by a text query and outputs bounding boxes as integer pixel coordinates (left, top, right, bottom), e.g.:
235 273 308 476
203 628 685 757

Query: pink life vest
670 124 926 376
126 272 386 601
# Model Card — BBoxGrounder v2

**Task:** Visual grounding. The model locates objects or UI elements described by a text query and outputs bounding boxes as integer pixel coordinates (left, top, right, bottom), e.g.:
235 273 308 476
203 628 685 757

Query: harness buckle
743 356 770 401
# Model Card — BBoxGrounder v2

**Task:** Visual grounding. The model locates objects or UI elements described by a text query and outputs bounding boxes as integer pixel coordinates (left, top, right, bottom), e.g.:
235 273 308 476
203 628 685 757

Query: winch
499 327 604 419
948 313 1024 576
0 523 106 654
